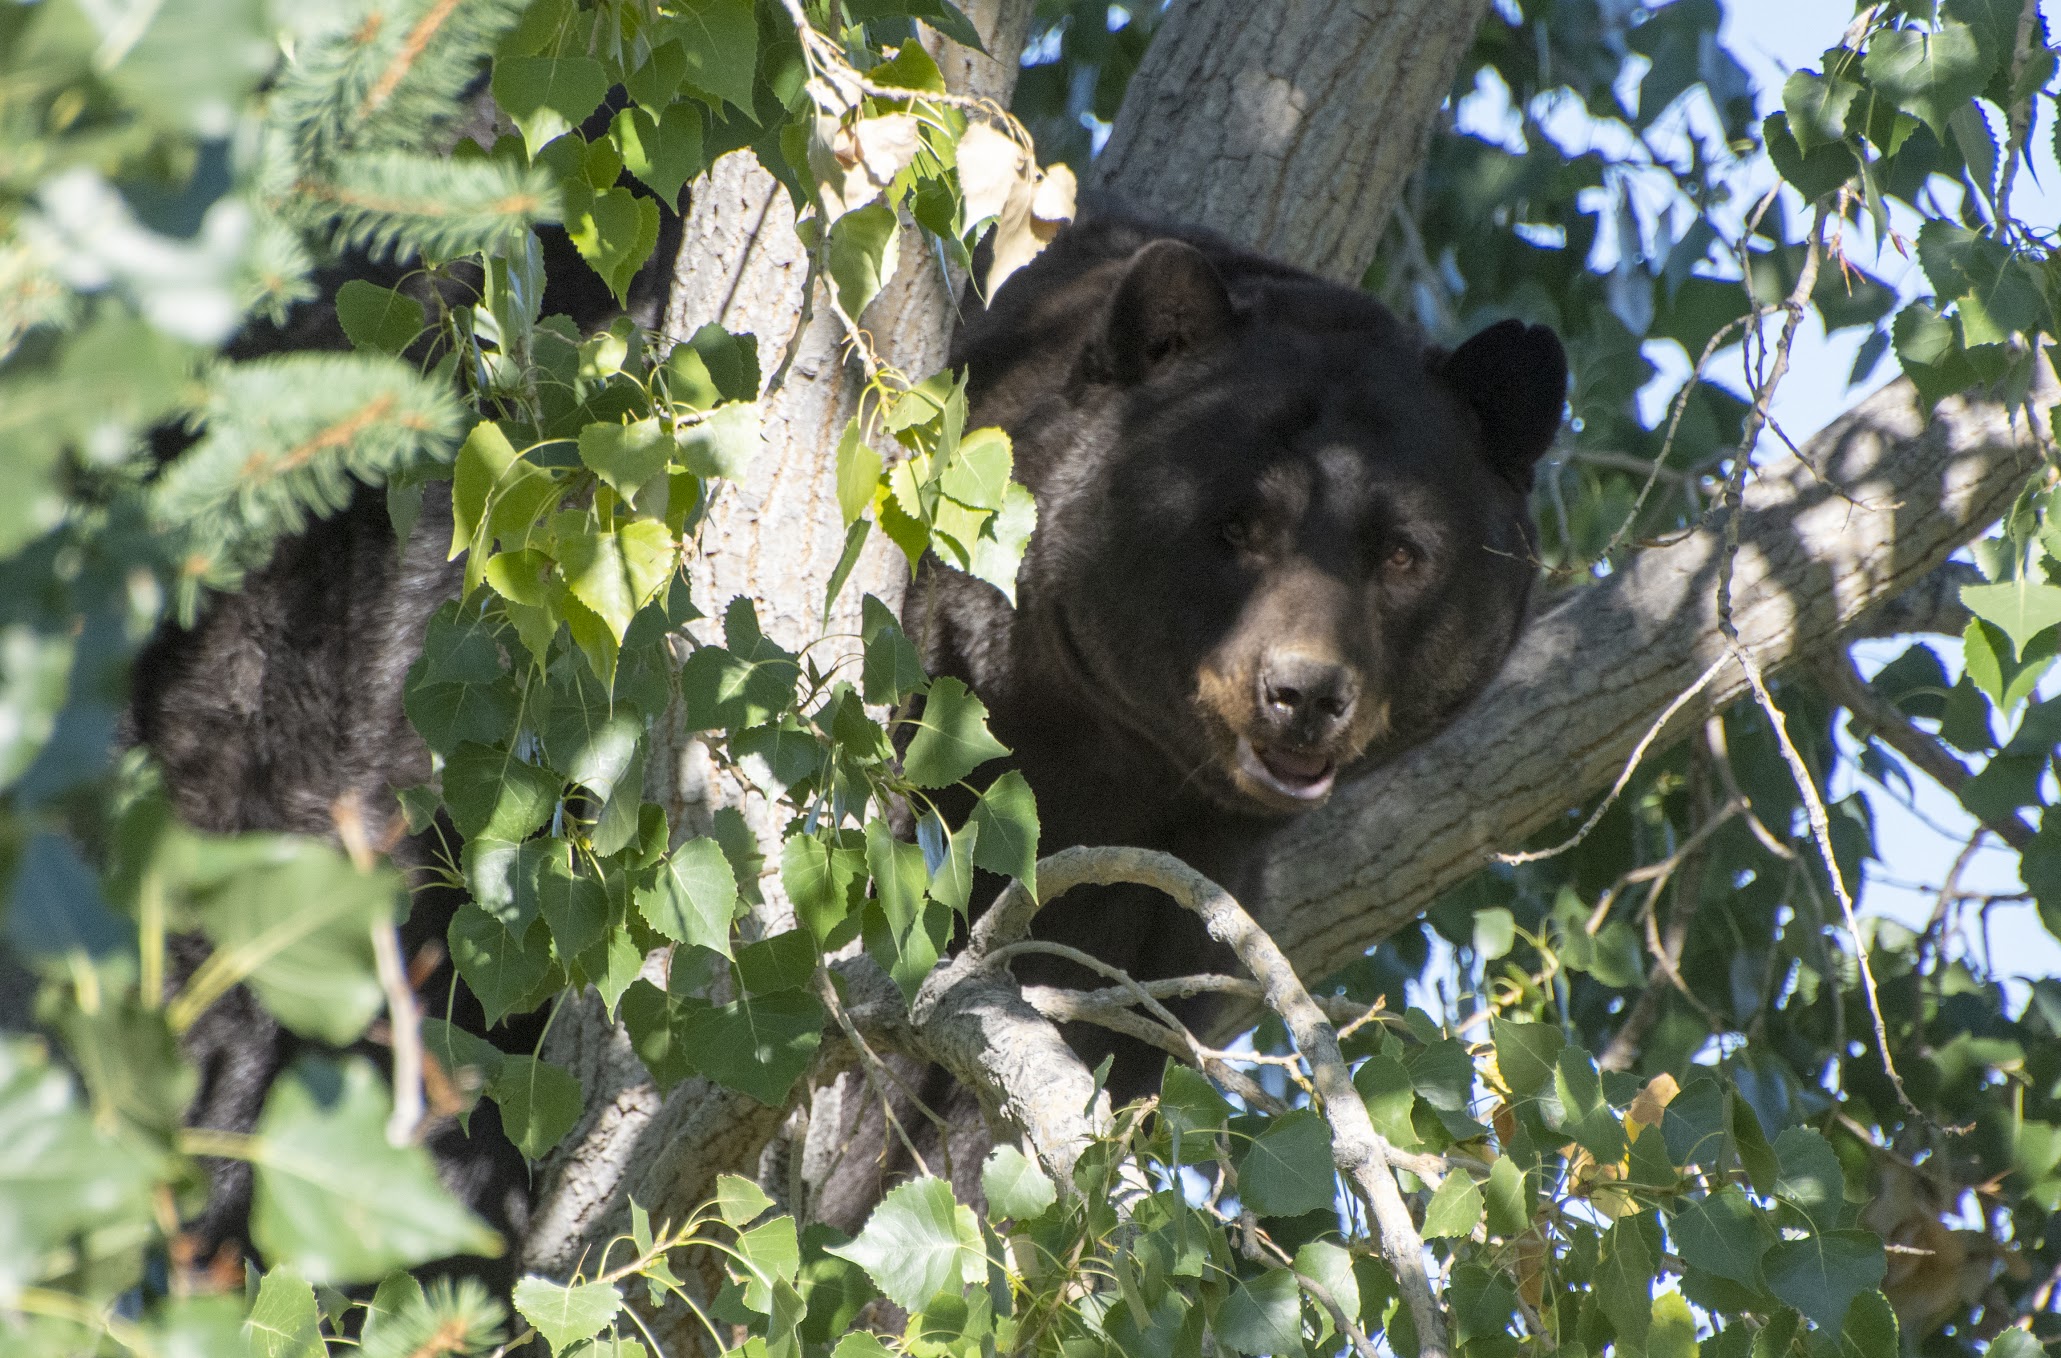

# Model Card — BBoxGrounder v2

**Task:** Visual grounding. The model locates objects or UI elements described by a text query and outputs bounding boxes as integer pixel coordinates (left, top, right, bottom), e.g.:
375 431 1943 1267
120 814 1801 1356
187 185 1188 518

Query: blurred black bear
904 213 1567 1098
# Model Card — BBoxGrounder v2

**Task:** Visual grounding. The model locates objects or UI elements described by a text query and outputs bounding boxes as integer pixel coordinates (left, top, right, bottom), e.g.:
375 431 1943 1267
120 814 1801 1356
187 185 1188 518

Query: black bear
904 213 1567 1097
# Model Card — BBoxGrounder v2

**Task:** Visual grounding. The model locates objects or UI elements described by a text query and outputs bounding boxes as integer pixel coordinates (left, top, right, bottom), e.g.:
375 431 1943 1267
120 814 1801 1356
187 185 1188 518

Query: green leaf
559 519 677 641
968 480 1036 605
836 418 884 528
612 102 704 208
1961 578 2061 655
1421 1169 1485 1239
1861 22 1988 137
843 0 987 51
243 1269 323 1351
492 56 609 158
826 1177 983 1313
580 418 672 499
335 279 426 357
679 987 824 1106
735 930 817 994
0 1035 164 1289
442 741 561 841
1483 1155 1531 1237
251 1057 501 1284
938 427 1012 511
537 852 610 959
1773 1126 1846 1232
827 202 901 320
968 769 1039 896
1214 1267 1302 1356
716 1172 777 1228
782 830 868 945
903 677 1009 787
1760 1231 1885 1333
860 597 927 705
1669 1186 1768 1289
1597 1214 1658 1355
1782 71 1860 149
639 836 739 956
512 1276 623 1355
1493 1019 1565 1098
1236 1108 1335 1217
1554 1046 1625 1161
488 1055 585 1160
450 904 553 1027
1160 1064 1233 1152
664 0 758 111
1473 907 1516 961
568 186 662 306
738 1218 803 1318
1763 111 1859 199
864 817 949 1004
982 1145 1058 1221
1651 1289 1700 1358
675 401 762 480
181 834 397 1046
463 837 552 934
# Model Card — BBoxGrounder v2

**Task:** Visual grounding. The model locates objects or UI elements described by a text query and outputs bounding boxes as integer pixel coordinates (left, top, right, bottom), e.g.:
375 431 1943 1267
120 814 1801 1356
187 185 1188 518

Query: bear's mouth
1235 737 1337 804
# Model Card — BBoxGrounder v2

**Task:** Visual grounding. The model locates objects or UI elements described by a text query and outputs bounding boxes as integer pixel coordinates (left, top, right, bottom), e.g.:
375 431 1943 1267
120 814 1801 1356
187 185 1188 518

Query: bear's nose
1255 651 1358 746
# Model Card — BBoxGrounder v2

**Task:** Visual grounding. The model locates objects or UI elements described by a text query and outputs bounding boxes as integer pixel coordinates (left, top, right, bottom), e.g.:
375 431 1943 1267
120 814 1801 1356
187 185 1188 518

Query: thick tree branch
1258 364 2056 991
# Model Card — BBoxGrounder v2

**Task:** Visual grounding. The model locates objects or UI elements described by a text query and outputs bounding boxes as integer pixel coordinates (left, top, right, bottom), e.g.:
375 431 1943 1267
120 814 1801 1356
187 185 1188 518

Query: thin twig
1497 652 1730 865
333 793 424 1147
1733 643 1963 1134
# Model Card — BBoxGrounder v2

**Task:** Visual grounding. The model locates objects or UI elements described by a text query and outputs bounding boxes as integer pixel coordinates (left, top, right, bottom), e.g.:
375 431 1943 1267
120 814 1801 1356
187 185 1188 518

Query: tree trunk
1095 0 1495 282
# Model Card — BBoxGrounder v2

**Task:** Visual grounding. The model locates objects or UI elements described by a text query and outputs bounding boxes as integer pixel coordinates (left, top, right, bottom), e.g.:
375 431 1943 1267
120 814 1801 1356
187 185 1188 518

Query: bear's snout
1255 649 1358 748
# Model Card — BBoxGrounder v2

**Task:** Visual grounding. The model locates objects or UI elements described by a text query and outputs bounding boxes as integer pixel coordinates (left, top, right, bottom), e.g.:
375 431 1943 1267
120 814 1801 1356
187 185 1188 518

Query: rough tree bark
520 0 2054 1343
1095 0 1495 283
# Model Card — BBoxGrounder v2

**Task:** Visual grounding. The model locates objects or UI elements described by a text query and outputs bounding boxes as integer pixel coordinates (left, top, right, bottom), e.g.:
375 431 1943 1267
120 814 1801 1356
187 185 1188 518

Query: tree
2 1 2059 1356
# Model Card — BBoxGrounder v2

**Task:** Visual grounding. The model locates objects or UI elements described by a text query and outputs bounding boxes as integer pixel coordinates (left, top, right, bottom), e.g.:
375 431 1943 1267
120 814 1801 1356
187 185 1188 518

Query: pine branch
291 152 559 260
150 351 463 594
271 0 530 159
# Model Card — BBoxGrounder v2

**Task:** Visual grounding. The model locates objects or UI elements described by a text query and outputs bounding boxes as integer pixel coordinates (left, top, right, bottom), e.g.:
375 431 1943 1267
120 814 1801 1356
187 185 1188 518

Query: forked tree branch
944 845 1452 1358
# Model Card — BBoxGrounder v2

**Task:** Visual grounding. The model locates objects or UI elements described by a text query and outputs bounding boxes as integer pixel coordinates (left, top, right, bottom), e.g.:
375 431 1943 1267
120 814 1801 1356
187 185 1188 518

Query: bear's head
1010 235 1566 816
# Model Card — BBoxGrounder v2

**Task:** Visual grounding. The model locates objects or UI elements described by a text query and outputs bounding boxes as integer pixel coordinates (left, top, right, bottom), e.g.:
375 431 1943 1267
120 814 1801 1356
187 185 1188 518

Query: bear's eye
1384 541 1419 571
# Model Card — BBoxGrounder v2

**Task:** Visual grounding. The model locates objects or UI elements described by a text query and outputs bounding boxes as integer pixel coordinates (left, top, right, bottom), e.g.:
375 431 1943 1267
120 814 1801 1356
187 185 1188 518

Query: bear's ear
1435 318 1567 488
1095 239 1237 384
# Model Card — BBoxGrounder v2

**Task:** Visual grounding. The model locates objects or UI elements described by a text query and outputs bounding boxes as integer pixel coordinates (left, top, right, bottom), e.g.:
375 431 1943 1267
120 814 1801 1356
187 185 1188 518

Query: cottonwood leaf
981 1145 1057 1222
968 769 1039 894
1214 1268 1302 1357
579 418 671 499
1761 1231 1885 1334
512 1277 622 1355
492 57 608 158
902 677 1008 787
1962 579 2061 656
826 1177 983 1313
1236 1109 1335 1217
559 520 676 642
1422 1169 1485 1239
251 1057 500 1284
442 742 560 842
675 401 760 480
487 1056 584 1161
335 280 424 357
638 836 737 956
827 202 900 321
244 1267 324 1358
